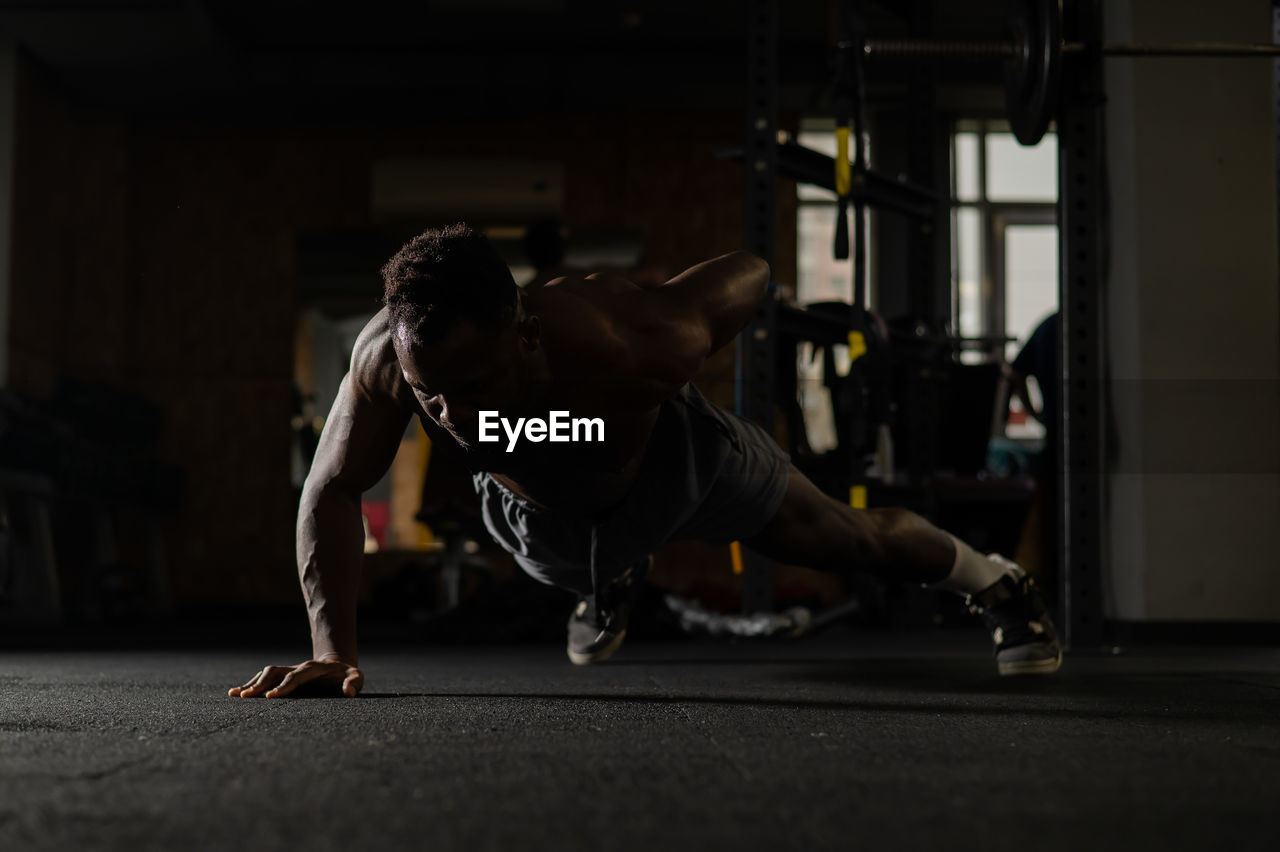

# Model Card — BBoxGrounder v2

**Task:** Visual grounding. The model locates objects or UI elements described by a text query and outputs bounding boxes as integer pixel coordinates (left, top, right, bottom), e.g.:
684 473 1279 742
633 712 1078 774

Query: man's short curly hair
381 223 517 346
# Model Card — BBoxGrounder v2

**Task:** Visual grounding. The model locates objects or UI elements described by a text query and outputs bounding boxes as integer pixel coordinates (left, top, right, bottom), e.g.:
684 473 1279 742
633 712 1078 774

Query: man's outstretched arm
297 369 409 665
230 316 410 699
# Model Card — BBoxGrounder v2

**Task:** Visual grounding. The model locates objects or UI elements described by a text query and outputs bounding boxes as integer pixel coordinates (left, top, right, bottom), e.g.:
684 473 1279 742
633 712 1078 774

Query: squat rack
737 0 1280 645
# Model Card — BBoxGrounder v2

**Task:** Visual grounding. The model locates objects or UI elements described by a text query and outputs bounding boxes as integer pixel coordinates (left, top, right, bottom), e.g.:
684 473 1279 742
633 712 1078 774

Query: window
951 122 1058 358
951 122 1058 438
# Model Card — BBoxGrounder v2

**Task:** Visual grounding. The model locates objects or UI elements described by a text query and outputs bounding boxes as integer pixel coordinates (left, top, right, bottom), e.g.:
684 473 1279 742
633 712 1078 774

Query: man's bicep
307 373 411 497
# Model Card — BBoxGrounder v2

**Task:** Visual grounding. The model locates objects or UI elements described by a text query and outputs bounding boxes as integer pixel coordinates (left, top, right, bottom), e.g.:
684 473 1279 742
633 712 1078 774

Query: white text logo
477 411 605 452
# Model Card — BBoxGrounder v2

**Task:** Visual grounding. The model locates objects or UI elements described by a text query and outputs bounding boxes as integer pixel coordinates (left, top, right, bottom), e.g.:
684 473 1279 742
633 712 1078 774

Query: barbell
860 0 1280 145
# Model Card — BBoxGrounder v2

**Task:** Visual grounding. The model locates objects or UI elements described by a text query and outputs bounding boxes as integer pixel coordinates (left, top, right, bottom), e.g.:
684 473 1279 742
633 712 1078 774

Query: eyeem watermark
478 411 605 452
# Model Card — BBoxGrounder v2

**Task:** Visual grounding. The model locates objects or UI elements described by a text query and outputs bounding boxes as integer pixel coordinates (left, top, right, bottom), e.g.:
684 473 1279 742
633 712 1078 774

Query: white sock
933 534 1025 594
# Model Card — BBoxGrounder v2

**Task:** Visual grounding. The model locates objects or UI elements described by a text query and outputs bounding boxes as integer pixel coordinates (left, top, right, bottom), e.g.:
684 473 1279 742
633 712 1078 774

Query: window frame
950 119 1058 363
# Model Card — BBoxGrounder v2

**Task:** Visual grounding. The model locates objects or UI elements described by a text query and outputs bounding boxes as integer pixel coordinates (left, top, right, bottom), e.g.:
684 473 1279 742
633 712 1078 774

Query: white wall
1104 0 1280 619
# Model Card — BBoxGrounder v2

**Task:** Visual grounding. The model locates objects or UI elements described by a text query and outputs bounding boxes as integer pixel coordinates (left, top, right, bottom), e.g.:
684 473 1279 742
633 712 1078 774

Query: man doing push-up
230 224 1061 700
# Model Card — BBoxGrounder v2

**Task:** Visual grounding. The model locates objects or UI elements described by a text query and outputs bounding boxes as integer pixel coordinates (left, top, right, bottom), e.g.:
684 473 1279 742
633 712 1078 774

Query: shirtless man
229 224 1061 700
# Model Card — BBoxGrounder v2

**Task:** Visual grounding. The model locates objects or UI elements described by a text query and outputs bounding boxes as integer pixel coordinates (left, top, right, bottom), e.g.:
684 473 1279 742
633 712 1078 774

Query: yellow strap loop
847 330 867 363
835 126 851 196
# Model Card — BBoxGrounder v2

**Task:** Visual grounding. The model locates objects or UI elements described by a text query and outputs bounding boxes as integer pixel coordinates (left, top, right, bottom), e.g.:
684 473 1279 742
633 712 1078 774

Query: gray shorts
473 383 791 597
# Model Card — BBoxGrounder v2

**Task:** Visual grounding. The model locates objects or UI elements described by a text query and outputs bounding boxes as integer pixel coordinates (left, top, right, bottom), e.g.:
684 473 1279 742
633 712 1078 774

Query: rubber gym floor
2 621 1277 852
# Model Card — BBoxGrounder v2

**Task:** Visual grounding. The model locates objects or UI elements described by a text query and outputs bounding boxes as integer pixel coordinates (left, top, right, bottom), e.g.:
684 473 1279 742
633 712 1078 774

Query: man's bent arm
655 250 771 354
603 251 770 401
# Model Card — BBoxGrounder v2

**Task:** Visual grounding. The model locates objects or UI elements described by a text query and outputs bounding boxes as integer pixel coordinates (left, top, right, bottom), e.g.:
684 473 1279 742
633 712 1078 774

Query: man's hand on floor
228 658 363 699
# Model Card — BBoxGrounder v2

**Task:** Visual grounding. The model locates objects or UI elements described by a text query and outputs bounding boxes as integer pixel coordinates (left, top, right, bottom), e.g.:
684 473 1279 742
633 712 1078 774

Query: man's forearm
296 482 365 663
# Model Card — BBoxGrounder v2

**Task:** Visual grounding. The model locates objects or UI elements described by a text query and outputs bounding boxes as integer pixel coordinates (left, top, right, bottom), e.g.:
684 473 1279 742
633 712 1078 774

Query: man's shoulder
347 309 392 375
350 308 413 407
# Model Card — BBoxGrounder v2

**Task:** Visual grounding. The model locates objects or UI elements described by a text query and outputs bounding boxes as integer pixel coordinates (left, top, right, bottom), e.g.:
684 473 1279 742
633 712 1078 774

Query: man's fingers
341 668 364 698
228 661 359 699
263 666 321 699
231 669 269 697
244 667 284 696
229 669 271 696
233 666 287 698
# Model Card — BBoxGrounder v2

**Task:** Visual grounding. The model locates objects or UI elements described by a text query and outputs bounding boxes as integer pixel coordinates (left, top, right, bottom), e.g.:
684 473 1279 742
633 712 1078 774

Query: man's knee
763 475 839 539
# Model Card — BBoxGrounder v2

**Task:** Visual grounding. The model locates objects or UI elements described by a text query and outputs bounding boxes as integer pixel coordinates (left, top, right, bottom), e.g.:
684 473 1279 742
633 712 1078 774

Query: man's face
394 317 533 449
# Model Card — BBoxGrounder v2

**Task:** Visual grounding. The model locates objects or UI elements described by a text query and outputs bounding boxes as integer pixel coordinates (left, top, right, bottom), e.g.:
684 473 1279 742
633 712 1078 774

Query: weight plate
1004 0 1061 145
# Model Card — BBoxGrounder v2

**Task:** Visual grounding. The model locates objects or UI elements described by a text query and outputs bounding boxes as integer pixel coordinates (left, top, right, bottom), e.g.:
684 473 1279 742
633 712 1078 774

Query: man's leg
744 466 1001 592
744 466 1061 675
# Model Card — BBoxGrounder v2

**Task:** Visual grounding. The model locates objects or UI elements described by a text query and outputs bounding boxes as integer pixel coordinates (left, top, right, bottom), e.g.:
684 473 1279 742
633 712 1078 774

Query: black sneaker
965 559 1063 676
566 557 650 666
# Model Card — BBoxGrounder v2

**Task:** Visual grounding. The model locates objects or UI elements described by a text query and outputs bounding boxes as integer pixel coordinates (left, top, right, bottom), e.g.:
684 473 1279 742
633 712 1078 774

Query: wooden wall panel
12 65 803 606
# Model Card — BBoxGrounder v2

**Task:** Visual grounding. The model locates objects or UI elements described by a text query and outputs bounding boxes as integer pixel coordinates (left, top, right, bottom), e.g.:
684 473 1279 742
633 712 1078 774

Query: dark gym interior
1 1 1278 850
